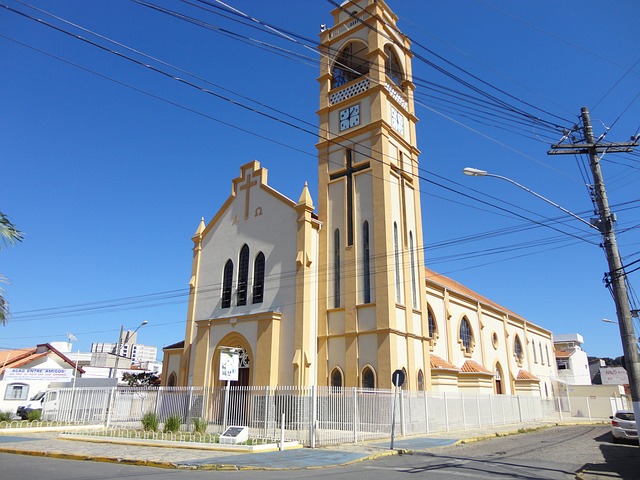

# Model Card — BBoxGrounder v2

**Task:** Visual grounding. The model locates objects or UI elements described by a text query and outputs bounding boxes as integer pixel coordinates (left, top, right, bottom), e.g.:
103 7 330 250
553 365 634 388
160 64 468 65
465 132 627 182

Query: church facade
162 0 558 397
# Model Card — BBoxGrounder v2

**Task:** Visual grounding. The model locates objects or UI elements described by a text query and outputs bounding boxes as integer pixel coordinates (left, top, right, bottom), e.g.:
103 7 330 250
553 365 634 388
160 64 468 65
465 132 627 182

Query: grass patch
192 417 207 434
163 415 181 433
141 412 159 432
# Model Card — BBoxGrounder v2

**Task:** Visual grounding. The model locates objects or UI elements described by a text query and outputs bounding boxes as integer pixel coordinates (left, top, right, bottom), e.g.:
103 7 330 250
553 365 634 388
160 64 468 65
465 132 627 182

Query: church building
162 0 558 397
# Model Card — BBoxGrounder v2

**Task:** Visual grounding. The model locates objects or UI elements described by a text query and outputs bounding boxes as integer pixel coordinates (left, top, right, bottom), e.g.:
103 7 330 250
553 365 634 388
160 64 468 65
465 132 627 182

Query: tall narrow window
334 229 341 308
460 317 473 353
362 366 376 389
394 222 401 303
237 244 249 306
428 307 437 339
514 336 523 363
363 221 370 303
222 260 233 308
533 340 538 363
253 252 265 304
417 370 425 391
539 342 545 365
409 231 417 308
546 345 551 365
330 368 343 388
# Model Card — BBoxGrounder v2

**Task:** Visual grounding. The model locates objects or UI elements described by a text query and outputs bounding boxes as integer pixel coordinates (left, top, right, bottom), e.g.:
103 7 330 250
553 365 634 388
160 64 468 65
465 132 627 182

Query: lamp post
462 168 598 230
465 166 640 438
111 320 148 379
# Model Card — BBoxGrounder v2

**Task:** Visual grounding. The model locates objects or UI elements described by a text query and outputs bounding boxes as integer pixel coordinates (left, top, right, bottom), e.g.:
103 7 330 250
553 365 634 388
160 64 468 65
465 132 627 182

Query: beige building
162 0 558 397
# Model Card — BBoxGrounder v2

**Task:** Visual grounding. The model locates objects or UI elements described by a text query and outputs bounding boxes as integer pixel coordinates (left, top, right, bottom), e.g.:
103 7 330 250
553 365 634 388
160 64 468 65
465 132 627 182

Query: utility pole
548 106 640 435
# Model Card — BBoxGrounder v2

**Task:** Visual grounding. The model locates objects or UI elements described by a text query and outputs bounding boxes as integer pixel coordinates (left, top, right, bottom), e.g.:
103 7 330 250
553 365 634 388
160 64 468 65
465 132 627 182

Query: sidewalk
0 421 630 477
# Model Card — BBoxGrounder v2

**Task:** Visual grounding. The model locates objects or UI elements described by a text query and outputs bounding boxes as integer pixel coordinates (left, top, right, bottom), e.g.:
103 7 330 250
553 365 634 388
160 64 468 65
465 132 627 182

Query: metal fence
44 385 616 447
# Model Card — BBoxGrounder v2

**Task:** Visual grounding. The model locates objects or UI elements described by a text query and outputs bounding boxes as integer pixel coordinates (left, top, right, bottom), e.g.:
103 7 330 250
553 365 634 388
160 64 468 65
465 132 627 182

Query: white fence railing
43 386 618 447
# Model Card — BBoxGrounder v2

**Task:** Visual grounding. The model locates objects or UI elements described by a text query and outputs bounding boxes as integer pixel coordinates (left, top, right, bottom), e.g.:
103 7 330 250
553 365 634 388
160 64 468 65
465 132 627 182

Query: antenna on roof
66 332 78 343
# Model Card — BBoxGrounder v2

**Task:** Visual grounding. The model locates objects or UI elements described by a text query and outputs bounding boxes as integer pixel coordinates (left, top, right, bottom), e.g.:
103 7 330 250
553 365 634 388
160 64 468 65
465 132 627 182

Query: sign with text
219 350 239 382
3 368 73 382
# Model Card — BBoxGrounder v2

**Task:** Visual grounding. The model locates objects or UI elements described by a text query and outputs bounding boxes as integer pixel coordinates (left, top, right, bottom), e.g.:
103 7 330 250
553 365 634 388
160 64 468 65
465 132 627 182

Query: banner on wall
3 368 73 382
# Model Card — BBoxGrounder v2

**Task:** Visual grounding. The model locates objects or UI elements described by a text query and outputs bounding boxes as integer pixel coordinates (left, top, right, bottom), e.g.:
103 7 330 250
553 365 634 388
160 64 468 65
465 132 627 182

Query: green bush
192 417 207 434
141 412 159 432
26 410 42 422
163 414 181 433
0 411 13 422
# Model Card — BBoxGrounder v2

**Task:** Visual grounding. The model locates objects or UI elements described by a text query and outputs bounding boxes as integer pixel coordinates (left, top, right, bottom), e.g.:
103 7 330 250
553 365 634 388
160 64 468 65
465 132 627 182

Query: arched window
409 231 417 308
514 336 524 362
362 366 376 389
221 259 233 308
167 373 177 387
394 222 401 303
460 317 473 353
363 221 371 303
427 307 437 339
237 244 250 306
252 252 265 304
533 340 538 363
546 345 551 365
384 44 403 89
334 228 341 308
495 365 503 394
417 370 425 391
401 367 409 390
332 41 369 89
330 368 343 388
539 342 545 365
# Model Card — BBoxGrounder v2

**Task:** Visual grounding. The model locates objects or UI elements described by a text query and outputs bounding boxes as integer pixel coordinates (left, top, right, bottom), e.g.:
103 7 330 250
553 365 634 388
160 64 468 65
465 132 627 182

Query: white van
16 390 59 420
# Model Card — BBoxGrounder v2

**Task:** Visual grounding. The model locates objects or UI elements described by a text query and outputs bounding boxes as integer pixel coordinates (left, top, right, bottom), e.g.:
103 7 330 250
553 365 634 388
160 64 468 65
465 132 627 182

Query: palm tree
1 212 23 325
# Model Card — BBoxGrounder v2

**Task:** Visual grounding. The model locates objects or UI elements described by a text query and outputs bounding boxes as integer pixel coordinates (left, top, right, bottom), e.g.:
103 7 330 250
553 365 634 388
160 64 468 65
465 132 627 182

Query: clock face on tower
339 104 360 131
390 106 405 136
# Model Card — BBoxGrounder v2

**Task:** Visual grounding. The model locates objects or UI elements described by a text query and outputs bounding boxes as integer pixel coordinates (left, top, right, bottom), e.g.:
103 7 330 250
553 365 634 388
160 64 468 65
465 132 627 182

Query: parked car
610 410 638 443
16 391 46 420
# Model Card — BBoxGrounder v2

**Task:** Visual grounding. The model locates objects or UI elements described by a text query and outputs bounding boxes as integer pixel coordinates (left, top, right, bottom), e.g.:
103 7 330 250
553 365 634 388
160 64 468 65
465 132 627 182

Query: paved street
1 424 637 478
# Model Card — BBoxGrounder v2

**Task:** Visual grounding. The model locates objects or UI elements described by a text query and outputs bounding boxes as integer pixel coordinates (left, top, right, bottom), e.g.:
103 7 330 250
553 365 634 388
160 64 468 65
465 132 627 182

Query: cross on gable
237 168 259 221
330 148 370 246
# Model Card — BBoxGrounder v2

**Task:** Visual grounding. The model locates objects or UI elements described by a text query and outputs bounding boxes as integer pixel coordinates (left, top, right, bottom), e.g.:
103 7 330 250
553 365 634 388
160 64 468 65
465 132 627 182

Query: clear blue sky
1 0 639 360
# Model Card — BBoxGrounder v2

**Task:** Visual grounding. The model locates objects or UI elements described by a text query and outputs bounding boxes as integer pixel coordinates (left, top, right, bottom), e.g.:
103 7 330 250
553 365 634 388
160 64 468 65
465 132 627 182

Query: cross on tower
330 148 370 246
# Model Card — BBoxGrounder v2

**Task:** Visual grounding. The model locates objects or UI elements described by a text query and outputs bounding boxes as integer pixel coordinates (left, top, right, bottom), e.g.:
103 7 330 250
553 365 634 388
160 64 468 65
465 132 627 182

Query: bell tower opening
332 41 369 89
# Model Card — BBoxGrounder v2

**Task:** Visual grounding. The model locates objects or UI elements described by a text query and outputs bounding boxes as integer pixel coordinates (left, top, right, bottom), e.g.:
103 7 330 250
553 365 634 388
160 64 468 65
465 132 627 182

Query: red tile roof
430 355 460 371
460 360 493 375
0 344 84 375
516 369 539 381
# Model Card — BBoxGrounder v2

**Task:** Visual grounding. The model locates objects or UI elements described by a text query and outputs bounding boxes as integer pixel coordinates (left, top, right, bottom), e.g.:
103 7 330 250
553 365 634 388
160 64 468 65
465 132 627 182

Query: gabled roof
163 340 185 350
516 369 540 381
0 343 84 376
460 360 493 375
430 354 460 371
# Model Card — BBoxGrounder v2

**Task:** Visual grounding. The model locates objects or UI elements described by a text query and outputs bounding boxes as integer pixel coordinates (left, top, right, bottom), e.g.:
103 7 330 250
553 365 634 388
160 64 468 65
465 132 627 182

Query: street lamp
111 320 148 379
462 167 597 230
465 166 640 438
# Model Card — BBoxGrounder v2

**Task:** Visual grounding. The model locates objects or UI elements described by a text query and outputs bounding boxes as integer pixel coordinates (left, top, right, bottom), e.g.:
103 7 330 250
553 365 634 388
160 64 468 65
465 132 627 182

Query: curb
0 447 177 469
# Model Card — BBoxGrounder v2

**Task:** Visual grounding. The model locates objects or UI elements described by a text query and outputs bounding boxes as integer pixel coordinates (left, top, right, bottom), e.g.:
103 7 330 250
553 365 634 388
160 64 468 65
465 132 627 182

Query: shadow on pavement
578 433 639 480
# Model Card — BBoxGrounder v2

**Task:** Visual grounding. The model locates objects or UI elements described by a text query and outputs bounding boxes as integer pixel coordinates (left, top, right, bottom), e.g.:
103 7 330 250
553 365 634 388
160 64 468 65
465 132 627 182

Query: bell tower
317 0 430 390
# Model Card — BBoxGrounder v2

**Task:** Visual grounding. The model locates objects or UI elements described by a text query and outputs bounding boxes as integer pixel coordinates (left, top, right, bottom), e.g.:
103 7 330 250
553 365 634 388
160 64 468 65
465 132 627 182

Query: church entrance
226 347 251 426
